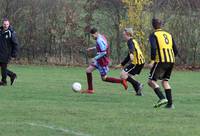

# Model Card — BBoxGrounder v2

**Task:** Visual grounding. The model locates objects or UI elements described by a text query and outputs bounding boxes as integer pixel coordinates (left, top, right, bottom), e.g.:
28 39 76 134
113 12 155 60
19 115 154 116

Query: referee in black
148 18 178 109
0 18 19 86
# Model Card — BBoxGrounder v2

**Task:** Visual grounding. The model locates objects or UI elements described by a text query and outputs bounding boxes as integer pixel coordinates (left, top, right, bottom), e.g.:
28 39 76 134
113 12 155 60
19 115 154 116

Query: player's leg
121 70 141 92
0 63 7 86
162 63 174 109
81 65 96 94
100 66 128 90
162 80 174 109
86 65 96 90
121 64 144 95
148 63 167 108
6 69 17 85
148 79 164 98
148 79 168 108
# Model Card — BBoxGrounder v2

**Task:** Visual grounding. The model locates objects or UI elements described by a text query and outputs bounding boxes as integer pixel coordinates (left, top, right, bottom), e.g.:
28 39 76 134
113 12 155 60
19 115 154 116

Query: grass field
0 65 200 136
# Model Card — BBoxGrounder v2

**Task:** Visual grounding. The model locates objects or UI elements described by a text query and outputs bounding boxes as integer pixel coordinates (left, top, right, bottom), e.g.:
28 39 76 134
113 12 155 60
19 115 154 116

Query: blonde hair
124 28 133 37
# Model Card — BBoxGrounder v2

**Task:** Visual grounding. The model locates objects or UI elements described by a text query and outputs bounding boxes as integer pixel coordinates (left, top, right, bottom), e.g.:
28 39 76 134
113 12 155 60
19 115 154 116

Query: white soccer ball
72 82 82 92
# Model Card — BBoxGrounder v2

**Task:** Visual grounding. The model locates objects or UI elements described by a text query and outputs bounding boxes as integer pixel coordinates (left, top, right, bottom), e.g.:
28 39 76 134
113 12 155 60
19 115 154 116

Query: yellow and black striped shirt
149 29 178 63
121 38 145 65
131 39 145 65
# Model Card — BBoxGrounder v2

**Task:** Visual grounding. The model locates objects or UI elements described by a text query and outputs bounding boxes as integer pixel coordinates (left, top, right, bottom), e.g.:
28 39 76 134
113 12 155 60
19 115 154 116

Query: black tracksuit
0 26 19 83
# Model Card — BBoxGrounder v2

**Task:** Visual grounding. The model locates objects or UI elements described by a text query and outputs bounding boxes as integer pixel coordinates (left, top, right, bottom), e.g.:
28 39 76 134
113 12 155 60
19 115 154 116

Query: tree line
0 0 199 67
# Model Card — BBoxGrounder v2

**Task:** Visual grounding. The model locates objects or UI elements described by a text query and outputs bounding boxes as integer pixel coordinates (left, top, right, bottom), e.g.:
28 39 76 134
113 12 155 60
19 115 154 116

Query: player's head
90 27 98 40
2 17 10 30
123 28 133 41
152 18 162 29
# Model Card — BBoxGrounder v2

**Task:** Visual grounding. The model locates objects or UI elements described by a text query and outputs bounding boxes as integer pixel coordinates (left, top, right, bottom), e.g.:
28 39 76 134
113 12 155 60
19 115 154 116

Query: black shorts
149 62 174 81
124 63 144 76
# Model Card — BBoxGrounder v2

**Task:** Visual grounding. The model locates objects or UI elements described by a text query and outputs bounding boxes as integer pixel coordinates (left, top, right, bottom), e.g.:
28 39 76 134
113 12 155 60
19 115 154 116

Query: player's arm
172 38 178 57
114 53 130 69
148 34 157 67
115 40 134 68
87 46 96 51
149 34 156 61
121 53 130 66
11 31 19 58
127 39 135 61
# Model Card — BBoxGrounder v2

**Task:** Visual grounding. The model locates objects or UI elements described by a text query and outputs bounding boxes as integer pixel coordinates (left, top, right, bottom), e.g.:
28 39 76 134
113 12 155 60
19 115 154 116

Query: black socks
165 89 172 105
154 88 165 100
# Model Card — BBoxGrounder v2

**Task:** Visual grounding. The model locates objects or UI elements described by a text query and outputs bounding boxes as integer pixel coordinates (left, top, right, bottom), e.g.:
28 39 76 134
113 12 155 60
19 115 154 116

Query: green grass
0 65 200 136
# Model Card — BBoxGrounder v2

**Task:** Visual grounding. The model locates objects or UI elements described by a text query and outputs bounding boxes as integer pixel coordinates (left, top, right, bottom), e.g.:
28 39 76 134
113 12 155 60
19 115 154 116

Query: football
72 82 82 92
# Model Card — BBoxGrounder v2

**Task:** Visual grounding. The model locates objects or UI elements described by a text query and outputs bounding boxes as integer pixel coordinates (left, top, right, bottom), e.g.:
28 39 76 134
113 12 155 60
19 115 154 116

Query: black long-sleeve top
121 38 135 66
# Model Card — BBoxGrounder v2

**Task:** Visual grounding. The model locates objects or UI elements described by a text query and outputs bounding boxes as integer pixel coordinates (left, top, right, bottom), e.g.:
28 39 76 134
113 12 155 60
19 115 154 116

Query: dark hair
2 17 10 25
152 18 162 29
2 17 9 22
90 27 98 34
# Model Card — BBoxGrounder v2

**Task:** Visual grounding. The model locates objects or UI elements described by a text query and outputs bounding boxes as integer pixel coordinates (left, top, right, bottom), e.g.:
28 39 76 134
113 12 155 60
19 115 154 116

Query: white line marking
27 123 91 136
0 122 91 136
